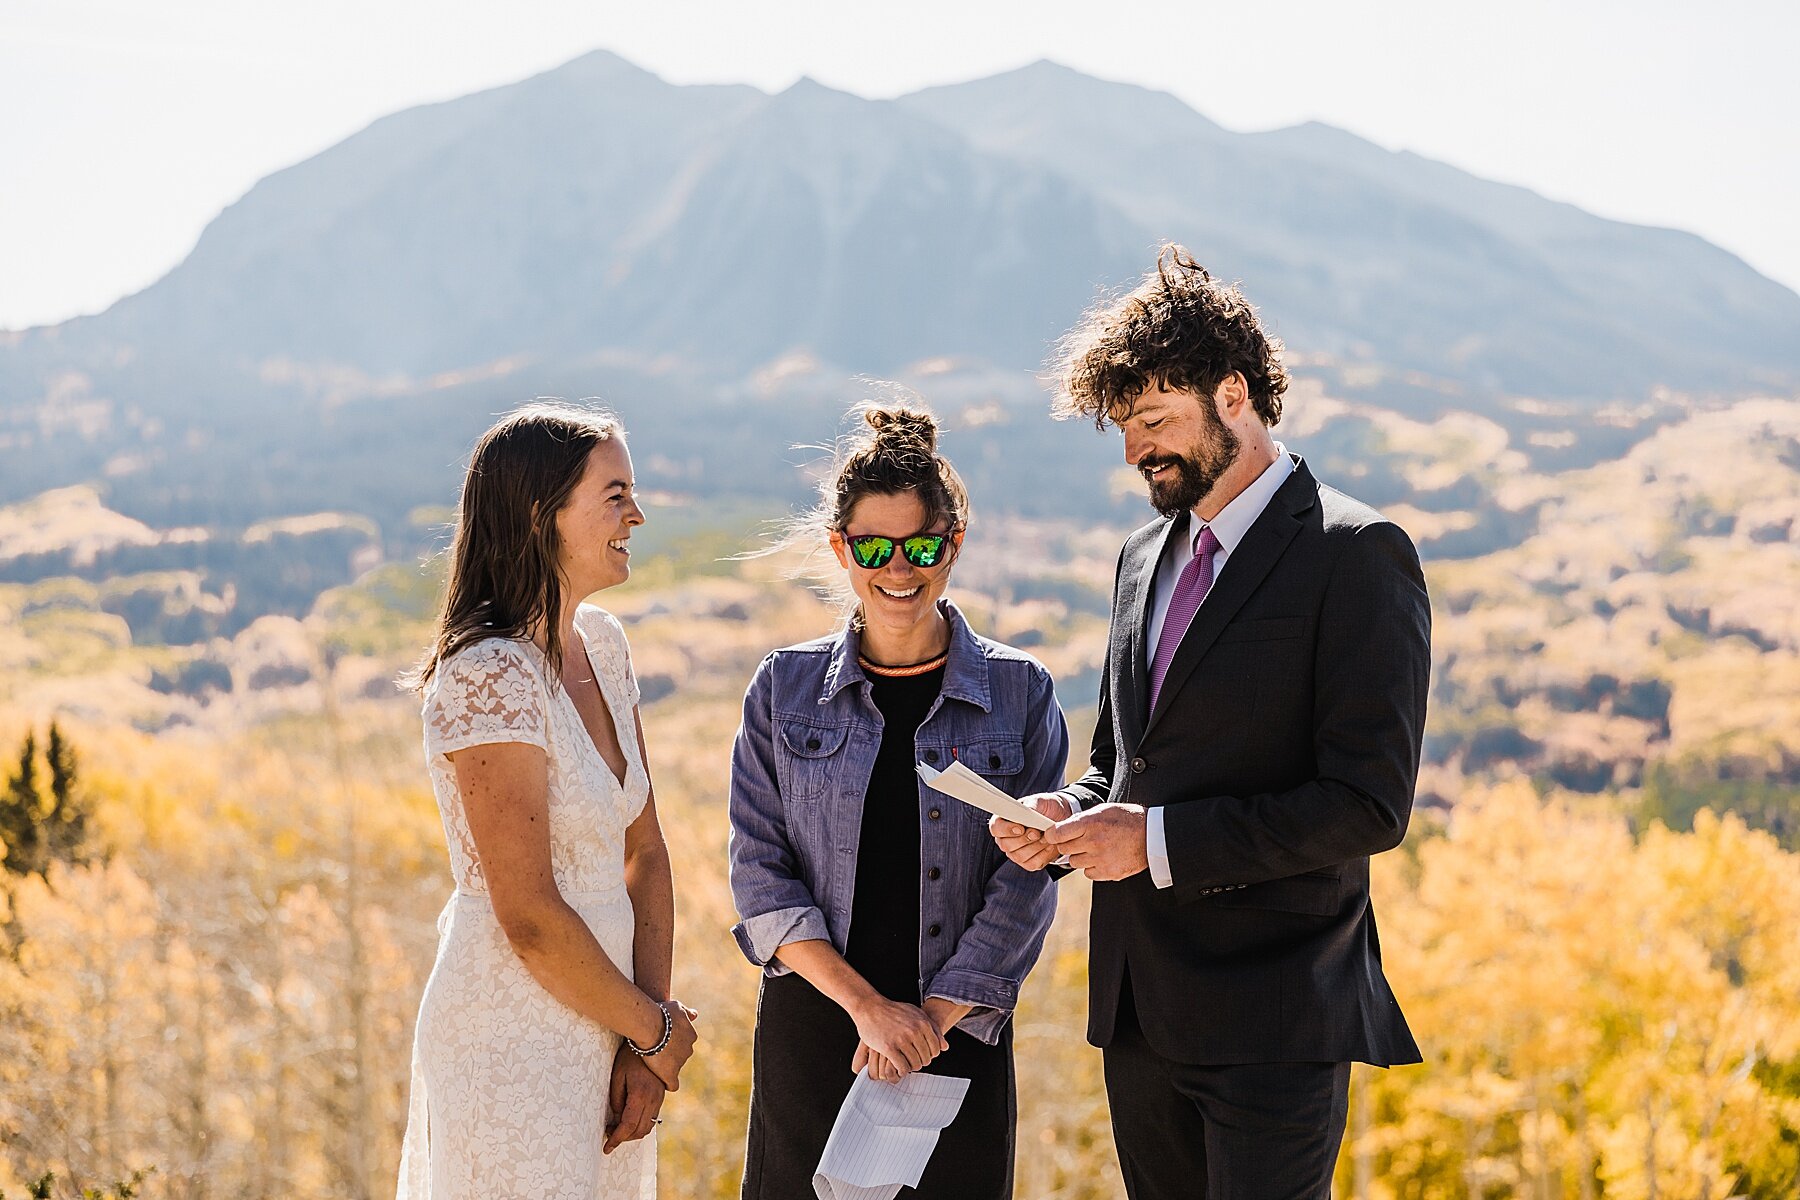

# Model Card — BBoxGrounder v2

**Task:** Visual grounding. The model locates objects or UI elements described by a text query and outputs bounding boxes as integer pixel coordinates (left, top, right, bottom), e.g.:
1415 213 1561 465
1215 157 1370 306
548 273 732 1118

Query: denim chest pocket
955 736 1025 782
776 720 850 804
936 736 1026 830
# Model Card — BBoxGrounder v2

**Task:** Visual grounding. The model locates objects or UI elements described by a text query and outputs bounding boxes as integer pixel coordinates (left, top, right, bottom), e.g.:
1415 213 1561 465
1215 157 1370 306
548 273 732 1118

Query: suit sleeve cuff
1147 806 1173 889
1045 789 1087 869
1062 784 1104 811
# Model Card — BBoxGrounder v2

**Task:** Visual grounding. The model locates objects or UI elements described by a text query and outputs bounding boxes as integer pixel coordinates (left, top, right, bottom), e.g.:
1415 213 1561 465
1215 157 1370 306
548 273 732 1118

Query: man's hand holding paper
987 793 1072 872
1043 802 1150 881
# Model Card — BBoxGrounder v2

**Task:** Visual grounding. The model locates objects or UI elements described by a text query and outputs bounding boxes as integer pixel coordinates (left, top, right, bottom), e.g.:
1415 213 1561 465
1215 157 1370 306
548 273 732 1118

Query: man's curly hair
1053 245 1287 428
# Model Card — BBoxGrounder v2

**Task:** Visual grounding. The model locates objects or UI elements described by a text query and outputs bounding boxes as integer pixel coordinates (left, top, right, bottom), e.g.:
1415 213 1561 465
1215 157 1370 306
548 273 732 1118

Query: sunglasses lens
849 536 894 568
849 534 949 568
903 535 946 567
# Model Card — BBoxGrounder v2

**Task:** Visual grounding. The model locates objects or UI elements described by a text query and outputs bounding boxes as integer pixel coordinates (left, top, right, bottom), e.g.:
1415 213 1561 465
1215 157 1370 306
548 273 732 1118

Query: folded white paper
916 760 1054 831
813 1068 971 1200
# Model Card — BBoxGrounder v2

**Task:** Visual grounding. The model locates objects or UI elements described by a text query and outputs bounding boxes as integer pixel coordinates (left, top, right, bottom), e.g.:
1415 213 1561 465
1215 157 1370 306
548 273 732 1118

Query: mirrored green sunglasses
846 533 952 570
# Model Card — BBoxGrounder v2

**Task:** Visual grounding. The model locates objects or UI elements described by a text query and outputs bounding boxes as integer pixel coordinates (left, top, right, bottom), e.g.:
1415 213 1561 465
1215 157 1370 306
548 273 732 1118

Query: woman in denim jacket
729 404 1068 1199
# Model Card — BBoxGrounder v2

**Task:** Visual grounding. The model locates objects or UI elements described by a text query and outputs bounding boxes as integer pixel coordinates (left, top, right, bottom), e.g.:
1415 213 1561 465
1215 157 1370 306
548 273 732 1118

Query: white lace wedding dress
397 604 655 1199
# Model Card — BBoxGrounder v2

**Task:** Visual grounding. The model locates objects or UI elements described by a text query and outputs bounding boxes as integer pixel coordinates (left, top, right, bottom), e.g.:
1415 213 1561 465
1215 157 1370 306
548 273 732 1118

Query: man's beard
1140 419 1241 518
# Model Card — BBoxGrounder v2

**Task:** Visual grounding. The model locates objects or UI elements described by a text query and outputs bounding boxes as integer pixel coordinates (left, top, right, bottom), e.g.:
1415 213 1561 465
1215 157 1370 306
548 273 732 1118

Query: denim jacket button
926 866 941 880
924 749 939 764
928 923 942 936
806 737 821 750
989 754 1001 769
928 808 942 820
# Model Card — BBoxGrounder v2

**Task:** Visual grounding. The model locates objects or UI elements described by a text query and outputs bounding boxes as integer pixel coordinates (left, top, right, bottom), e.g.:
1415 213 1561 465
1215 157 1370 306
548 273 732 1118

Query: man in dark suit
992 247 1430 1198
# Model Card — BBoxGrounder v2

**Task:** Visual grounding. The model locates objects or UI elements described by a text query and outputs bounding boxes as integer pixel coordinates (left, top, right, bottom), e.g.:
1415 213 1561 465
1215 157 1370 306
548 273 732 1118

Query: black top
844 664 944 1002
742 659 1014 1200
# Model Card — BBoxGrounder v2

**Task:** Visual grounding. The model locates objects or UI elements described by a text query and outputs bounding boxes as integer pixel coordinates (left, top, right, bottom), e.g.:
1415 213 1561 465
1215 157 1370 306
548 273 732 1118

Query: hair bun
863 405 939 454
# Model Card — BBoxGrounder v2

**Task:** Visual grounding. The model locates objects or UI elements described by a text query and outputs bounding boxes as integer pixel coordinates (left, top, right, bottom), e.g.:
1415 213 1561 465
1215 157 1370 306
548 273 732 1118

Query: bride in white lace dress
397 405 700 1200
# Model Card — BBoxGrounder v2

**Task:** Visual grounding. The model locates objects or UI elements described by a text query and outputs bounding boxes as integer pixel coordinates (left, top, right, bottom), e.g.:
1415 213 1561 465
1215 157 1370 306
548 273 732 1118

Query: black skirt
740 970 1016 1200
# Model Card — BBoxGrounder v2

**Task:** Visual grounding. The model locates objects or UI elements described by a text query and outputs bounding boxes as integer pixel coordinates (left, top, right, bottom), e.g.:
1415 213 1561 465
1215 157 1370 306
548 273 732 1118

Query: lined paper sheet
813 1068 971 1200
916 761 1054 831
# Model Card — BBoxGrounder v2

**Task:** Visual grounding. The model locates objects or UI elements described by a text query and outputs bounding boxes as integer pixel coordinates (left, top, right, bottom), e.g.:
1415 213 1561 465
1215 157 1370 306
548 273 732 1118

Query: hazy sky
4 0 1797 331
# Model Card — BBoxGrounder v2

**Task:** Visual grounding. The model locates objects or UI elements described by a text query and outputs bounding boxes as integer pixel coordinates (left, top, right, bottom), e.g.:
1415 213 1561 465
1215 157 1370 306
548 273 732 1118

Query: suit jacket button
1131 757 1147 774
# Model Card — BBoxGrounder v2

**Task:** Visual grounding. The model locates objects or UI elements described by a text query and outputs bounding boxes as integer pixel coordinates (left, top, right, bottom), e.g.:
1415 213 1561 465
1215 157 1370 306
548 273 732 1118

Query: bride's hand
603 1052 664 1154
639 999 699 1091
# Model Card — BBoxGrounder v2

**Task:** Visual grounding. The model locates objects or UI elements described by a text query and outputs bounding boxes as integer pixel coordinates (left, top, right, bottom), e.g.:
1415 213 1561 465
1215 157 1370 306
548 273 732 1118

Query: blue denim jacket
728 599 1067 1044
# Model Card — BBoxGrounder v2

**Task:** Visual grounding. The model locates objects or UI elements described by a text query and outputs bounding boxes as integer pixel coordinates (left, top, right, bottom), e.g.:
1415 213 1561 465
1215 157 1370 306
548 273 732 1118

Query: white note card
916 761 1054 831
813 1068 971 1200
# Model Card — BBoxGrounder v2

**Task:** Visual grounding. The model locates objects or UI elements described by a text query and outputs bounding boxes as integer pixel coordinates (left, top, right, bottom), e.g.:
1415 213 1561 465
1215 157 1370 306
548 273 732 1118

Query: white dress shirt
1138 446 1294 887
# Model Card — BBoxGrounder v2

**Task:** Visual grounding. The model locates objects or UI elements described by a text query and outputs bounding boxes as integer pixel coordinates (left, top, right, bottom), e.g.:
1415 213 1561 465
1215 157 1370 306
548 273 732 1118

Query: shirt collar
1189 441 1293 554
818 597 992 712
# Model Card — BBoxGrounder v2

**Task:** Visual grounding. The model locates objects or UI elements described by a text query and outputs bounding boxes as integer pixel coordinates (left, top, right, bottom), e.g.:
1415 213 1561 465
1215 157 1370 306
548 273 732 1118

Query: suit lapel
1115 516 1178 740
1143 461 1318 736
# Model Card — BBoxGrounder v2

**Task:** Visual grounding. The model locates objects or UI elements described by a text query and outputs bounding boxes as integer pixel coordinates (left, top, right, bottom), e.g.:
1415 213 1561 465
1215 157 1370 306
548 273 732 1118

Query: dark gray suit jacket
1067 456 1428 1067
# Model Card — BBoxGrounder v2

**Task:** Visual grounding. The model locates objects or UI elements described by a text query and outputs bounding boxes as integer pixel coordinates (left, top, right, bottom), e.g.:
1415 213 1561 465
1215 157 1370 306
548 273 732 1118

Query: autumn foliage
3 398 1799 1197
1 710 1796 1198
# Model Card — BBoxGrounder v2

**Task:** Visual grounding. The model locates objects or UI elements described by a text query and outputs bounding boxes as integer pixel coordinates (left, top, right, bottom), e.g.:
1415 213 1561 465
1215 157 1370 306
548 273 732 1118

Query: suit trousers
1102 978 1352 1200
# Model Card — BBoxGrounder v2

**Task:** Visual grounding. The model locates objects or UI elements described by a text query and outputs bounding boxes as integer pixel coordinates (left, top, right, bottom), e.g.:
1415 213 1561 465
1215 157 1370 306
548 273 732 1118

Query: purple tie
1148 525 1221 712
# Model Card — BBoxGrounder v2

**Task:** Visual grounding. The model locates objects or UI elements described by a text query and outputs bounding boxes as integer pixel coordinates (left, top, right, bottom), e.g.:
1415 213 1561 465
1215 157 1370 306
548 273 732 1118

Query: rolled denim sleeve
728 655 829 977
925 665 1067 1043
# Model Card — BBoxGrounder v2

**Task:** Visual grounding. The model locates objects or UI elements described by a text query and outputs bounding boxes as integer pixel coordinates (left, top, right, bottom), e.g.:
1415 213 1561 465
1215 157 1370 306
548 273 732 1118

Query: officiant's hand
603 1052 664 1154
640 999 700 1091
1044 803 1148 881
990 793 1073 871
851 997 947 1078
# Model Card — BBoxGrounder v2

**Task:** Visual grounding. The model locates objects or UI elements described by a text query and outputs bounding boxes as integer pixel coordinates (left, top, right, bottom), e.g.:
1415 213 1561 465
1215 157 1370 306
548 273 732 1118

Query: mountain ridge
2 49 1797 575
898 69 1800 395
11 48 1796 398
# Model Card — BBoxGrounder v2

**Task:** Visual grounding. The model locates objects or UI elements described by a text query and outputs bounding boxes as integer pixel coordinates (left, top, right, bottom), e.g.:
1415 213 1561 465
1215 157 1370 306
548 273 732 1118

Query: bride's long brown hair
408 402 624 690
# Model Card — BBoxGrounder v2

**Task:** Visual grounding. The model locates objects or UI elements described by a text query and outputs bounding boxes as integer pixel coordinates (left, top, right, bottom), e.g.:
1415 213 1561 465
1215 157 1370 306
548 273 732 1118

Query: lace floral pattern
398 605 654 1199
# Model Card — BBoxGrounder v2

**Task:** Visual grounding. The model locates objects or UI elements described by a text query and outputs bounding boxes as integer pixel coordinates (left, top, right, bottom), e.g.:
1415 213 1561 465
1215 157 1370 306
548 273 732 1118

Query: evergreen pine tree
45 721 89 867
0 732 44 876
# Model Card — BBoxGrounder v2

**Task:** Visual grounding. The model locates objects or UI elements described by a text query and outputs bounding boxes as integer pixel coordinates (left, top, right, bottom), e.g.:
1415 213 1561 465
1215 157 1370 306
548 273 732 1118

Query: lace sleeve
579 605 640 710
424 639 550 760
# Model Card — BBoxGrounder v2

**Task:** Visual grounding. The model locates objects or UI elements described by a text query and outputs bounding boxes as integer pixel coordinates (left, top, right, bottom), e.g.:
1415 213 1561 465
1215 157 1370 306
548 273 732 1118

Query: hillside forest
1 376 1797 1199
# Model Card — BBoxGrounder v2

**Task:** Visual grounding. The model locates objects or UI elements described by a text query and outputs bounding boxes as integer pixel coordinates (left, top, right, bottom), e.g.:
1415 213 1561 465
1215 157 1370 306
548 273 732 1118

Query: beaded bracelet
626 1002 674 1057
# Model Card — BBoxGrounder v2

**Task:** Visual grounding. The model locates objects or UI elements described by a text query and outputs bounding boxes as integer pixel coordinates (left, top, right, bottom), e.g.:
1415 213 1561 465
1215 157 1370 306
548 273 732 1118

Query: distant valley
2 50 1797 829
3 51 1798 614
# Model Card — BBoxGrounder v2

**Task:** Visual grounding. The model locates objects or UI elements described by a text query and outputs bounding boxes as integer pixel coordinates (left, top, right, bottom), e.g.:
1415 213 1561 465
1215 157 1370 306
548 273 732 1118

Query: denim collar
817 597 993 712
